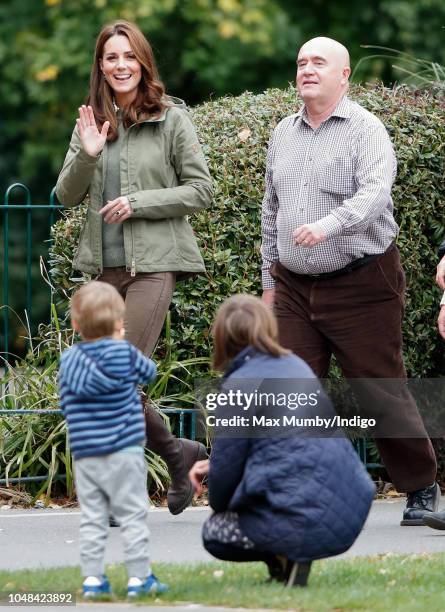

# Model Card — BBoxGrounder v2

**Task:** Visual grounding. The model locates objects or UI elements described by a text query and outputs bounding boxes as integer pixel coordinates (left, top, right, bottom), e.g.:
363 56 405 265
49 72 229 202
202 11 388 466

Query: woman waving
56 20 211 514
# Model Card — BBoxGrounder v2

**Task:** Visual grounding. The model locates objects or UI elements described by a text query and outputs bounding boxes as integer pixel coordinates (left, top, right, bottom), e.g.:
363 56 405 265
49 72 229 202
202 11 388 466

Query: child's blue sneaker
82 575 112 598
127 574 169 597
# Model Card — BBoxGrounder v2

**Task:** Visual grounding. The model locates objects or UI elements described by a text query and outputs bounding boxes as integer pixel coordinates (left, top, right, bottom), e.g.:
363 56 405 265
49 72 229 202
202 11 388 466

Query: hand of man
99 196 132 224
262 288 275 309
293 223 327 247
436 255 445 290
188 459 210 496
438 306 445 340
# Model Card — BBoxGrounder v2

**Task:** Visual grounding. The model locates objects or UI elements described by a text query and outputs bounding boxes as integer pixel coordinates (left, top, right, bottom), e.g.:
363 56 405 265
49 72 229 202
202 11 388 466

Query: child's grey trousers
74 451 150 579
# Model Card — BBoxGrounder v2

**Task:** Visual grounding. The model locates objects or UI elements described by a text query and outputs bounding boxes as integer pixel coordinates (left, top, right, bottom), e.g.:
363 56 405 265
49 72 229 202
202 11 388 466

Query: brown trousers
271 246 437 492
98 268 175 356
98 268 189 482
98 268 181 463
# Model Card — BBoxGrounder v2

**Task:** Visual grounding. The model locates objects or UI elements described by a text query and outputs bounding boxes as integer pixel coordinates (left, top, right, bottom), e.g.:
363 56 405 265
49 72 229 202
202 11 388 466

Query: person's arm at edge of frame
435 253 445 339
436 253 445 291
438 291 445 340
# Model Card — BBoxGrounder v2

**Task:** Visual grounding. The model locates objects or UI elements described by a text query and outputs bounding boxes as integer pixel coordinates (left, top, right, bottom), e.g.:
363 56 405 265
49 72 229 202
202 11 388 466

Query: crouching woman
190 294 375 586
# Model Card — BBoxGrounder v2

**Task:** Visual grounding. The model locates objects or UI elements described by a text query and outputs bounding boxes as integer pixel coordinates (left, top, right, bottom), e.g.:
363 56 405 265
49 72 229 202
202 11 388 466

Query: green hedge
50 83 445 377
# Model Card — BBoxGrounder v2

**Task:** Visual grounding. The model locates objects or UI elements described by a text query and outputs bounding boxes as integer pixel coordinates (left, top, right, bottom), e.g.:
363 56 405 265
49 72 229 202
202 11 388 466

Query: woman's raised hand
76 105 110 157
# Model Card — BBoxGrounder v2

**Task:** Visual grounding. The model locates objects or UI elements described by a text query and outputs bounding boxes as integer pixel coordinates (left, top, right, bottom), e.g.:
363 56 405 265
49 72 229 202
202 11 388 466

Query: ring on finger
115 210 121 216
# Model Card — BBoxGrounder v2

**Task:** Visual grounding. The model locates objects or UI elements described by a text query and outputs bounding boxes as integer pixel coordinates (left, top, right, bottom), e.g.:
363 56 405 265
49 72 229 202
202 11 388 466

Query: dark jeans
204 539 272 563
271 245 437 492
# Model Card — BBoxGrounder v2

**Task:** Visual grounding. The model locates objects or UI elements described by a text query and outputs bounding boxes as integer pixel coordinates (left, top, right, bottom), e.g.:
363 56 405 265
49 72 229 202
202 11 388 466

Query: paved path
2 500 445 611
1 498 445 573
0 506 212 570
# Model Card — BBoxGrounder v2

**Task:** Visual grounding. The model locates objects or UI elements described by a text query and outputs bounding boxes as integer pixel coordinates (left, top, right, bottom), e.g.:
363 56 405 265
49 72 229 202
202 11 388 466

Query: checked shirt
261 96 399 288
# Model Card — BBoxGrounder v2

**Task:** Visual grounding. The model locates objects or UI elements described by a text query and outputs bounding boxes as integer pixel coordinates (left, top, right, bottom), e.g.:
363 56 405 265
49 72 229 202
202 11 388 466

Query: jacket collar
224 346 258 378
128 95 187 128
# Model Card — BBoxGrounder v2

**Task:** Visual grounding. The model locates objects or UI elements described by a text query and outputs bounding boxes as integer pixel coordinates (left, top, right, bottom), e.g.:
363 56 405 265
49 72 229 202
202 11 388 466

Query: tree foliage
1 0 445 198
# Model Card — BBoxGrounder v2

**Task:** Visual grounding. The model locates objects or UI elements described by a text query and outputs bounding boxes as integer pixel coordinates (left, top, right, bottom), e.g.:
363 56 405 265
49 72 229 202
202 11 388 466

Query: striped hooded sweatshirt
59 338 156 459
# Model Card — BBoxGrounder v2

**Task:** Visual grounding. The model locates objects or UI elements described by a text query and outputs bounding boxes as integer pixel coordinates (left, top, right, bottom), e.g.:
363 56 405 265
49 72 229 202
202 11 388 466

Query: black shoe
400 482 440 526
265 556 287 583
109 515 120 527
266 556 312 587
423 510 445 530
286 561 312 587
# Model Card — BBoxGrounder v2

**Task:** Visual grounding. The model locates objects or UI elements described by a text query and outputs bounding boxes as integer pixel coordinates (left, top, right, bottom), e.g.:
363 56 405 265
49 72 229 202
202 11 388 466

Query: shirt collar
293 95 352 125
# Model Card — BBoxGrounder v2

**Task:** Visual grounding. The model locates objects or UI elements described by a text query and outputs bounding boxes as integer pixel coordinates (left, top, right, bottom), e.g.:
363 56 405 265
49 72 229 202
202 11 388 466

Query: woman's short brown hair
212 294 290 372
88 20 167 141
70 281 125 339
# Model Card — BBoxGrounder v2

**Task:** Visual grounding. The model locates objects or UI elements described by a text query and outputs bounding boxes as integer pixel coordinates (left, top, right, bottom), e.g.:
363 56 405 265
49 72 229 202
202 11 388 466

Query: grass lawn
1 553 444 611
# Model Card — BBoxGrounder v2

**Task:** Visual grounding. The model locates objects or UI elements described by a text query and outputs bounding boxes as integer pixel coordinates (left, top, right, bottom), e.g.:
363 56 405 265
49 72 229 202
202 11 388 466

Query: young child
59 280 168 599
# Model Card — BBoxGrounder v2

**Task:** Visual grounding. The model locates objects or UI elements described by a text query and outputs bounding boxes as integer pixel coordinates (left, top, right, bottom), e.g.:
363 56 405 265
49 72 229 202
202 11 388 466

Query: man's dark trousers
271 245 437 492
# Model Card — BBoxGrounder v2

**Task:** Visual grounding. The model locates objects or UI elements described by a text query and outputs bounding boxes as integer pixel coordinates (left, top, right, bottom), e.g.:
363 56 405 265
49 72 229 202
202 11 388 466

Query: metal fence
1 183 63 360
0 407 198 487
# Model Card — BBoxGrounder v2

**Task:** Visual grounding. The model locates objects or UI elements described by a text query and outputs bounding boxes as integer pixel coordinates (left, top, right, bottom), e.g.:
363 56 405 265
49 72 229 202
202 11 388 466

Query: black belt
301 242 396 281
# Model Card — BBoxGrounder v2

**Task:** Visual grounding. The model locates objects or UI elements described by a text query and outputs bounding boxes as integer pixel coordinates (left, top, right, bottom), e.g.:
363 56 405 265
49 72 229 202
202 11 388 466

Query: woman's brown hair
87 20 167 141
212 294 290 372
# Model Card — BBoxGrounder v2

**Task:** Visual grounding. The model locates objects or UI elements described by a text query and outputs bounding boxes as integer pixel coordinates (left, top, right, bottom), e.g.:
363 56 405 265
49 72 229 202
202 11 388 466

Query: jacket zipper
97 145 108 274
126 128 136 277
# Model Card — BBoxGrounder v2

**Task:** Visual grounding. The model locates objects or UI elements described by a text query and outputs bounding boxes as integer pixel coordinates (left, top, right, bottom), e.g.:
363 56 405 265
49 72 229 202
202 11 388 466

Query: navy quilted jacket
208 347 375 562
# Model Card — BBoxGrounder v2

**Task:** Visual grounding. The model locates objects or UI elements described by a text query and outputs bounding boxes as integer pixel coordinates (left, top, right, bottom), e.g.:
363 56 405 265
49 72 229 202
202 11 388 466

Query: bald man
261 37 438 525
